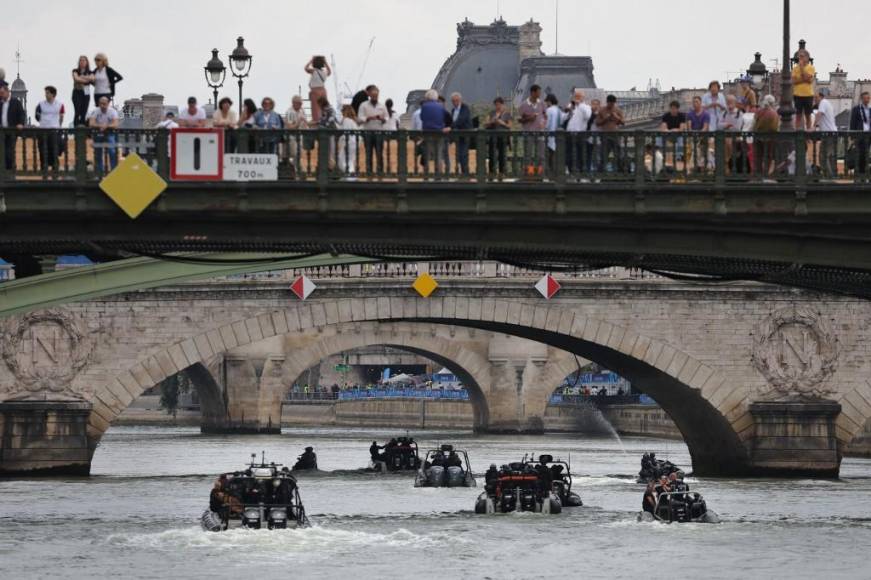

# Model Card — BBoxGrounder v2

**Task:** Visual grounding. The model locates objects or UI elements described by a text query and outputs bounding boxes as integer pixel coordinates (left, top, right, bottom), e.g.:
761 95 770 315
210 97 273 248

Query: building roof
10 75 26 92
407 18 596 111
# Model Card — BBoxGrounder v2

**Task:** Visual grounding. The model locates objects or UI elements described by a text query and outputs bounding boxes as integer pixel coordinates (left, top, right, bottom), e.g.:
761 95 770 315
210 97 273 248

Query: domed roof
10 75 26 92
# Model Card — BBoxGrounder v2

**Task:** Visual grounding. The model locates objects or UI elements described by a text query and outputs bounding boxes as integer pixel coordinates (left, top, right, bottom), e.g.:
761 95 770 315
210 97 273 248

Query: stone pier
749 401 842 478
0 401 92 476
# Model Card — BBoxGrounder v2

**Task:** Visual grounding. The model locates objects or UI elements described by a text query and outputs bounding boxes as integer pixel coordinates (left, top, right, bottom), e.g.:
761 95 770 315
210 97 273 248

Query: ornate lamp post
747 52 769 96
778 0 795 131
204 49 226 110
228 37 253 116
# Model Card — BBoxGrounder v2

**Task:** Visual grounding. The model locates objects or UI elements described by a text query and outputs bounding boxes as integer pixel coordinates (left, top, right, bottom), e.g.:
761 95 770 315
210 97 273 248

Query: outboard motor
427 465 446 487
241 506 262 529
268 507 288 529
446 466 464 487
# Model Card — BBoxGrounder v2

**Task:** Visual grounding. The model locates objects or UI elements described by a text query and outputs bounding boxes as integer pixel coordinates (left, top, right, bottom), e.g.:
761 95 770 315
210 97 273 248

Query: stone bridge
1 276 870 478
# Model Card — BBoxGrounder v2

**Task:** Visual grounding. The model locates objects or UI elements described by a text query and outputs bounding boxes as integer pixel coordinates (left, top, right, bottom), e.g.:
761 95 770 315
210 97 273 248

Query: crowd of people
3 47 871 179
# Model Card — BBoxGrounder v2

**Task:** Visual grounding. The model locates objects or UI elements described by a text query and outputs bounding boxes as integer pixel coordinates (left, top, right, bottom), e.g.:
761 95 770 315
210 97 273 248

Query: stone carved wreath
1 309 94 395
751 306 838 397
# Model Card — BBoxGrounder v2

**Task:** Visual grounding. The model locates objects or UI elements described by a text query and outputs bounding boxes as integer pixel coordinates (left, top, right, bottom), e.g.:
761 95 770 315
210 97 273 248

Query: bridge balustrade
335 388 470 401
1 127 867 186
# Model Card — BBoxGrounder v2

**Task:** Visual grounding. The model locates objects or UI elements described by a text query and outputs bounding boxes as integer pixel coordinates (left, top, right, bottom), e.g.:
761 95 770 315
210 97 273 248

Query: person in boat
536 459 553 494
209 481 225 512
431 452 446 467
370 441 384 462
550 464 565 483
446 451 462 468
642 481 657 514
295 447 318 470
669 472 689 501
654 475 670 498
485 464 499 492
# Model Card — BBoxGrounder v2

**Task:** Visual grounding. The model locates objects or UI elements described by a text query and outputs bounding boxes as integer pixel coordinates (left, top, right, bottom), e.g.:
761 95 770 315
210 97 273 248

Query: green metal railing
0 128 868 185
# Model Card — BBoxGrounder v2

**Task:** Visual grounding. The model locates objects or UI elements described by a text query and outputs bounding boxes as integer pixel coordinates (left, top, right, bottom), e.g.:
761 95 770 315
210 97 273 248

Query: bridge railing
218 262 661 282
1 128 867 185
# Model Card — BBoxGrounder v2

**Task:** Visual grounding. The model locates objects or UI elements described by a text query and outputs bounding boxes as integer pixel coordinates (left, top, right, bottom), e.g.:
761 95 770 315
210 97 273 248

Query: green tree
159 371 192 418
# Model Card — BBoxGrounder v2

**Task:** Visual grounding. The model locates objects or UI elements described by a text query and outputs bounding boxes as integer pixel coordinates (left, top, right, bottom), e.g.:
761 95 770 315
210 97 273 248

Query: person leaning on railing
254 97 283 154
484 96 512 178
0 82 25 171
284 95 308 172
813 90 838 177
35 85 65 173
751 95 781 179
212 97 238 153
419 89 450 175
849 91 871 177
87 96 120 174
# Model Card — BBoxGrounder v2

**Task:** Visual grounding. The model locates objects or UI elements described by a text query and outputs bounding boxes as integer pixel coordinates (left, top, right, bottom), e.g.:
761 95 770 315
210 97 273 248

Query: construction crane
330 37 376 105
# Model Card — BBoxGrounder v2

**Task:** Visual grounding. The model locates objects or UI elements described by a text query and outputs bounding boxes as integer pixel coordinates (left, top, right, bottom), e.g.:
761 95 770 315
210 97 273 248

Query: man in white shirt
35 85 65 172
565 89 592 175
157 111 179 130
814 90 837 177
178 97 207 128
357 85 388 174
814 90 837 132
88 96 120 173
285 95 308 167
702 81 727 131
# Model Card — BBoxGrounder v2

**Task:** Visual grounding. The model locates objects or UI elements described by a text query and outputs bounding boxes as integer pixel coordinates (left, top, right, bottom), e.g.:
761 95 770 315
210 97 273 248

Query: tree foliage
159 371 192 417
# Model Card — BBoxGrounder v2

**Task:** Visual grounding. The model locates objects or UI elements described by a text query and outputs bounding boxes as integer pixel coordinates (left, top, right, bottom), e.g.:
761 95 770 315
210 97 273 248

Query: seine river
2 426 870 579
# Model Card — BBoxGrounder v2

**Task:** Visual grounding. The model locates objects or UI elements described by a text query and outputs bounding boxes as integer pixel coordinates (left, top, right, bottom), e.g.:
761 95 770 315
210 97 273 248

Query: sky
0 0 866 115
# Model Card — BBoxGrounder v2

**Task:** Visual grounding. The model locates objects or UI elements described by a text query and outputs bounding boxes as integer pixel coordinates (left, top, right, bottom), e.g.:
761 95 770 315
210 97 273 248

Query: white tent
385 373 415 384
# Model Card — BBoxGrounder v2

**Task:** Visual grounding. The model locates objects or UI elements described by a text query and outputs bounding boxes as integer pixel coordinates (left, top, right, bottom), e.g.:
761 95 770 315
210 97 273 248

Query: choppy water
2 427 871 579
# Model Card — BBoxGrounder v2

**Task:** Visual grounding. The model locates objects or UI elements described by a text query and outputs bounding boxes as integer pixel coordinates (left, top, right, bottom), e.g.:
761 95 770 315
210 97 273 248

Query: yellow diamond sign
99 153 168 219
412 273 439 298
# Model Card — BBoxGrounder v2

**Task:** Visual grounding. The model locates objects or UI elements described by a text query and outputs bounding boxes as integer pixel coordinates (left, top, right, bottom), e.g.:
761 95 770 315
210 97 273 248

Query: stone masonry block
181 338 202 365
257 313 277 338
271 311 289 335
155 350 179 377
363 298 378 320
481 298 496 322
310 303 327 328
442 297 456 319
557 310 575 335
493 300 508 323
455 297 470 320
206 330 226 356
520 304 535 328
337 299 353 323
324 301 340 326
595 321 613 346
168 342 193 370
193 333 215 360
285 309 301 332
688 365 714 391
570 316 587 339
244 318 264 342
297 306 314 330
665 351 689 379
506 301 522 325
143 356 168 384
231 321 251 346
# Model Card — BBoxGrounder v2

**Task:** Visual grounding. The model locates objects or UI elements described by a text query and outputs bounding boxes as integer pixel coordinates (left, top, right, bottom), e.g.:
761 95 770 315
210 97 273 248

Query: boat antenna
250 452 256 467
261 450 266 465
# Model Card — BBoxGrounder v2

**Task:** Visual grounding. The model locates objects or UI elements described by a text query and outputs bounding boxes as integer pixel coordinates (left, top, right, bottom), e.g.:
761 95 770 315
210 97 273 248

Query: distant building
406 18 598 113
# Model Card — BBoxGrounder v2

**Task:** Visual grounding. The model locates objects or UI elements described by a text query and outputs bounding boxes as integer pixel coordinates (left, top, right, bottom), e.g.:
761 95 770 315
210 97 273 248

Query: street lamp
204 48 226 110
747 52 769 94
228 37 253 115
778 0 795 131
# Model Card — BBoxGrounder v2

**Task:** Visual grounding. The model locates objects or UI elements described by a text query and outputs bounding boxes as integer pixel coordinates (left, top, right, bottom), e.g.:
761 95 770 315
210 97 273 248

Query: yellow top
792 64 816 97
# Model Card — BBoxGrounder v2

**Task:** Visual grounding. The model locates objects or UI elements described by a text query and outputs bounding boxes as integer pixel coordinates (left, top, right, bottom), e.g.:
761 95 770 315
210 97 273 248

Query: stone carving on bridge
752 307 839 398
1 309 94 400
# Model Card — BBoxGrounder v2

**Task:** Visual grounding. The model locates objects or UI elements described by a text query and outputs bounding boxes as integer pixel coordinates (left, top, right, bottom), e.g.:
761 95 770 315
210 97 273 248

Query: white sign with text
223 154 279 181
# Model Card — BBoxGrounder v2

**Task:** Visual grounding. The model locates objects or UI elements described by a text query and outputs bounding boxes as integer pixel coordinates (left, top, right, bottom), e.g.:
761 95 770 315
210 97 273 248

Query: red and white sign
170 128 224 181
290 275 317 301
535 274 561 300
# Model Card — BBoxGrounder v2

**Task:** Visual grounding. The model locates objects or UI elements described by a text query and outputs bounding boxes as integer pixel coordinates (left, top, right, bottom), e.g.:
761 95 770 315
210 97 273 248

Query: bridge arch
276 322 492 429
86 297 793 475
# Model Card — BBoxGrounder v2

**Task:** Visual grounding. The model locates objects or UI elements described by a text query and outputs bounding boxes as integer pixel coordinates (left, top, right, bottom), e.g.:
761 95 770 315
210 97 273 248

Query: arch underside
410 319 752 476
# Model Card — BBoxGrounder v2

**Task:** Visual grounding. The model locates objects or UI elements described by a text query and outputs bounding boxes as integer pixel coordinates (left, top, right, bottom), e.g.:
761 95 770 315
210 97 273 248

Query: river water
2 426 870 579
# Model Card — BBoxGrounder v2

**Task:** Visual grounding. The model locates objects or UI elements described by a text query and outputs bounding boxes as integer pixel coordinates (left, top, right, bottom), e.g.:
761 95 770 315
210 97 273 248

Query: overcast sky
0 0 865 114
